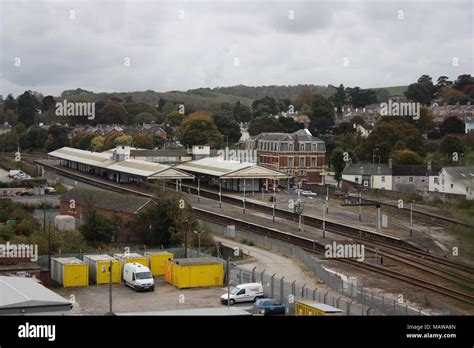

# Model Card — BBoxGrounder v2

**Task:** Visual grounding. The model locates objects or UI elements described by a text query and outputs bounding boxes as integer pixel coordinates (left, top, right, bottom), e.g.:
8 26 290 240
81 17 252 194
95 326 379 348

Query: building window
299 157 305 167
288 157 294 167
381 176 385 183
289 144 293 152
451 184 454 189
299 143 305 151
421 178 426 183
355 177 359 183
311 143 317 152
434 177 439 184
311 157 316 167
396 176 401 182
408 177 413 183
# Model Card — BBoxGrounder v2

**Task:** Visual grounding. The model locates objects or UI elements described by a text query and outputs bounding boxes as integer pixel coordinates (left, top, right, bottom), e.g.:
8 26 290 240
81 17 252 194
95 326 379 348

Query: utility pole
108 260 113 315
322 203 326 238
227 258 230 308
197 177 200 203
219 180 222 208
326 186 329 213
194 230 201 257
358 190 362 222
48 219 51 271
272 184 276 223
410 203 413 237
183 217 189 258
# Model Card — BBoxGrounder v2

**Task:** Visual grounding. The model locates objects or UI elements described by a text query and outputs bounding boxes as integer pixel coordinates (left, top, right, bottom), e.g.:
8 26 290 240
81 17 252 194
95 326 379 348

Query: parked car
123 262 154 292
301 190 317 197
220 283 264 305
254 298 286 315
44 186 57 194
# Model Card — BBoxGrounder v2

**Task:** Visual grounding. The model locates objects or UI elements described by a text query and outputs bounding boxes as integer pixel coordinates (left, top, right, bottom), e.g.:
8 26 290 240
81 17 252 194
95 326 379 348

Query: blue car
254 298 286 316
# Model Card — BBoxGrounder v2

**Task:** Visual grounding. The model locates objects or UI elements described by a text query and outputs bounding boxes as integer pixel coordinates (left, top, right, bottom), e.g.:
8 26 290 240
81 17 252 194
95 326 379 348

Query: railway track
30 160 474 306
195 209 474 306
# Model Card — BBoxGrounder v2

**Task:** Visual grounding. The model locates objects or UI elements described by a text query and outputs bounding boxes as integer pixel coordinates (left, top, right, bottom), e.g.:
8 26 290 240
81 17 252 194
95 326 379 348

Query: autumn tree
178 112 223 146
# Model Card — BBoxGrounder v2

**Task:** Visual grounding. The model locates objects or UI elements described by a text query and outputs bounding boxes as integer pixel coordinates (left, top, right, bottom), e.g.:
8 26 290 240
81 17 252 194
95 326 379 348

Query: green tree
233 101 252 122
213 112 241 144
404 75 436 105
90 136 105 152
132 193 197 246
441 116 464 135
100 100 128 124
40 96 56 112
178 112 223 146
79 203 116 247
248 116 283 136
17 91 39 127
357 120 424 162
391 149 424 165
164 111 185 127
333 84 346 113
45 125 69 151
132 133 153 149
309 94 334 133
330 147 346 185
113 134 133 146
440 135 465 158
277 117 304 133
4 94 18 113
252 96 278 117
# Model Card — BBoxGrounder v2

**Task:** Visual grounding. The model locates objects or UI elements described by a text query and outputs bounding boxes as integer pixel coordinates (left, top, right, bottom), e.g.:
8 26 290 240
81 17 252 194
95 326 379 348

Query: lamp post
183 217 189 258
410 203 413 237
272 183 276 223
193 230 202 257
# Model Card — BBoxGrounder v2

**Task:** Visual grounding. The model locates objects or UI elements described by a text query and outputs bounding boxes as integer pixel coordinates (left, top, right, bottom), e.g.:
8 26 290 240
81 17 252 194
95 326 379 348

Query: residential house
342 162 392 190
430 166 474 199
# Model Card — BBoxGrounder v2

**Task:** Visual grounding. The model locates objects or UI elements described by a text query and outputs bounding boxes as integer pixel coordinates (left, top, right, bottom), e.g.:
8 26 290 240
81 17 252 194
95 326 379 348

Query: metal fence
204 221 431 315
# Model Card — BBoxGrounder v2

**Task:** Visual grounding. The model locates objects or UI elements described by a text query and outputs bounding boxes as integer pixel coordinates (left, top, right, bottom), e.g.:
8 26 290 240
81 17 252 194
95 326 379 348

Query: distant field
374 85 408 97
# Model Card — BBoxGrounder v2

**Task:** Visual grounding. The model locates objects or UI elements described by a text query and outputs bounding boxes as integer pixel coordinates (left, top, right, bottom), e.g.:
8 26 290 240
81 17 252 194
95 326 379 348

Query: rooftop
172 257 223 266
0 276 71 312
343 163 392 176
60 188 152 214
175 157 289 179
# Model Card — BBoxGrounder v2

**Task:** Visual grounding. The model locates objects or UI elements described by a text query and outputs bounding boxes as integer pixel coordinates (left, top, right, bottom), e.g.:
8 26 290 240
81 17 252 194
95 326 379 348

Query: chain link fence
205 221 432 315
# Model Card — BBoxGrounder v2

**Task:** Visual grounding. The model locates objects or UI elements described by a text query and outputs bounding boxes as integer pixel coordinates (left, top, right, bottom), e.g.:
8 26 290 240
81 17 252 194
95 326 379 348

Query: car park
253 298 286 315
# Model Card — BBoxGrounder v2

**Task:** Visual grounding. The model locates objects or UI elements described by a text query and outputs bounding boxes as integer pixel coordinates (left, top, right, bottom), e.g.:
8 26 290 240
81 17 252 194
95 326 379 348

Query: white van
220 283 264 305
123 262 154 292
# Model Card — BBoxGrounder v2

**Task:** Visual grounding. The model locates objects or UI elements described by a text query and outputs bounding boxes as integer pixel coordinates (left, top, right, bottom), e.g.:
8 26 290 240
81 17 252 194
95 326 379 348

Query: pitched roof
343 163 392 175
443 166 474 182
392 165 428 176
0 276 71 312
59 188 151 214
252 129 323 143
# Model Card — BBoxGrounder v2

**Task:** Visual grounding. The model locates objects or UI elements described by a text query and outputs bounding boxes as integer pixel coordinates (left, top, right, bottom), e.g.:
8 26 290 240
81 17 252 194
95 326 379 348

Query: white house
342 163 393 190
430 166 474 199
465 118 474 134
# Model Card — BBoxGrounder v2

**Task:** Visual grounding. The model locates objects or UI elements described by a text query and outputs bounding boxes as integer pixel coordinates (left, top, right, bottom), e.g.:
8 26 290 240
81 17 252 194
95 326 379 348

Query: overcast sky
0 0 472 97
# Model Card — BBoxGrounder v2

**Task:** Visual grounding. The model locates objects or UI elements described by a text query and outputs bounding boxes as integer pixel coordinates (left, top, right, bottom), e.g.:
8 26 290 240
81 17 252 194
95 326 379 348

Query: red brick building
59 188 152 222
247 129 326 185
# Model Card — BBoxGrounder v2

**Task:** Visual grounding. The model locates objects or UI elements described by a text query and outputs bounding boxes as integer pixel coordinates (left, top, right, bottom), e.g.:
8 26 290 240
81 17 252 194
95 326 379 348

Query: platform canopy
48 147 194 180
175 157 289 180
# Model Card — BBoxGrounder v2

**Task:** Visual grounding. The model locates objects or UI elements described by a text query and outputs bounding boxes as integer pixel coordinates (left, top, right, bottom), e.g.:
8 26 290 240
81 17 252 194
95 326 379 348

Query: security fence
204 221 434 315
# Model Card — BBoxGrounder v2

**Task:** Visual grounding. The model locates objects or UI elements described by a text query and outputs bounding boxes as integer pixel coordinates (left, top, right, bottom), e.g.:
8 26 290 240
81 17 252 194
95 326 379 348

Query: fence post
291 281 296 298
348 300 353 315
239 269 242 284
405 304 408 315
260 270 266 283
270 273 276 299
301 284 306 298
393 299 396 313
251 267 256 282
337 296 341 308
280 276 285 304
323 291 328 304
313 289 317 301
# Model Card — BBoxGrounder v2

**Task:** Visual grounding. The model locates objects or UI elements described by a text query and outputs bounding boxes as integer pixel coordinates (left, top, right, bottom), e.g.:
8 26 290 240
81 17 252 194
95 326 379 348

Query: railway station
175 156 290 192
48 146 194 185
48 146 290 192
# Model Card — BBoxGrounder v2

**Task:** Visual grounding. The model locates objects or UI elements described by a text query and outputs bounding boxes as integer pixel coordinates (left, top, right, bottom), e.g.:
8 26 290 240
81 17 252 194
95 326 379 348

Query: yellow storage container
83 255 121 284
113 253 149 268
295 301 343 316
145 251 173 276
164 257 224 289
51 257 88 287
